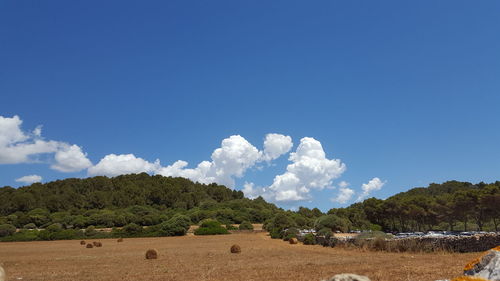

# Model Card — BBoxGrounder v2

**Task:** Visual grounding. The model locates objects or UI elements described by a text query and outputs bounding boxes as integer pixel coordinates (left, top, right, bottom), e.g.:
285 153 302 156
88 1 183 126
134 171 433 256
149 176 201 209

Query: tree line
328 180 500 233
0 173 280 241
0 175 498 242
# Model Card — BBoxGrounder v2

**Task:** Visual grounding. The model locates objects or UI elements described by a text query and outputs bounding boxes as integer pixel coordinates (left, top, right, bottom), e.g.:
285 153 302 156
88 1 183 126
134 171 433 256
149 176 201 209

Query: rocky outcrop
463 246 500 280
322 273 371 281
436 246 500 281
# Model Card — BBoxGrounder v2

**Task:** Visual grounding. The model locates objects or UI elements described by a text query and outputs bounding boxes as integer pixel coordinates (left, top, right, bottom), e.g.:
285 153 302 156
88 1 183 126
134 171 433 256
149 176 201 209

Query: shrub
356 231 392 240
0 224 16 237
238 221 254 230
369 224 383 231
269 228 282 239
282 227 299 241
46 223 63 232
194 220 229 235
317 227 333 238
303 233 316 245
226 223 237 230
283 233 297 241
314 215 351 233
72 215 90 228
265 213 296 238
85 225 97 236
158 214 191 236
123 223 143 236
199 219 221 228
50 229 80 240
0 229 38 242
371 237 387 251
23 223 37 230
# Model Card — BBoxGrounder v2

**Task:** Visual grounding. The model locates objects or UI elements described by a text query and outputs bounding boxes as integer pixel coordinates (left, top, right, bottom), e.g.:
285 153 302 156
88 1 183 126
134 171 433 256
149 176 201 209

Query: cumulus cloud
210 135 262 186
0 115 28 145
88 154 160 177
15 174 42 184
262 133 293 162
2 116 361 206
0 115 59 164
242 182 263 199
0 115 92 172
357 177 386 201
263 137 346 202
51 144 93 172
331 187 355 204
157 135 262 188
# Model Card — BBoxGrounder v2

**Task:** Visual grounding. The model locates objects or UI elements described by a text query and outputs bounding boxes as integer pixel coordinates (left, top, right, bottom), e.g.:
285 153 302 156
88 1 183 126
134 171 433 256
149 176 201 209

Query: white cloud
331 187 355 204
262 133 293 162
210 135 262 186
264 137 346 202
0 115 59 164
338 181 349 188
2 115 363 207
15 174 42 184
88 154 161 177
157 135 262 188
357 177 386 201
0 115 28 146
0 115 91 171
242 182 263 199
157 160 213 182
51 144 93 172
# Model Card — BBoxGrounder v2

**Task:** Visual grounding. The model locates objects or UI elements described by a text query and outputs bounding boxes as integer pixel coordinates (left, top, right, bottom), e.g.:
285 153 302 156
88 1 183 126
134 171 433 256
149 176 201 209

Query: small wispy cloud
15 174 42 184
357 177 386 201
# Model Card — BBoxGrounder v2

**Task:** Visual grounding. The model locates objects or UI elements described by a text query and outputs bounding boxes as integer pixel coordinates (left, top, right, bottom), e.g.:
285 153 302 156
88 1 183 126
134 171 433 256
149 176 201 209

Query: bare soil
0 232 477 281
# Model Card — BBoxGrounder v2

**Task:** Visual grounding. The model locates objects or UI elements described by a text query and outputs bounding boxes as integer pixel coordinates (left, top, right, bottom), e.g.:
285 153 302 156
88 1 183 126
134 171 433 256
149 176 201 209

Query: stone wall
315 233 500 253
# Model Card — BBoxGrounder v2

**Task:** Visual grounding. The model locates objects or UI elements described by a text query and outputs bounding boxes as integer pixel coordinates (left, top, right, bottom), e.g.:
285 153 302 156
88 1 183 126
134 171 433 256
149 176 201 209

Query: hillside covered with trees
0 175 498 242
0 173 280 230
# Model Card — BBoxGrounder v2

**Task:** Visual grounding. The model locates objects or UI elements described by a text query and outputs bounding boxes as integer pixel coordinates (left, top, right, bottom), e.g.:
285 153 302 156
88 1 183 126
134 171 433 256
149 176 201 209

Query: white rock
0 265 5 281
464 247 500 281
322 273 371 281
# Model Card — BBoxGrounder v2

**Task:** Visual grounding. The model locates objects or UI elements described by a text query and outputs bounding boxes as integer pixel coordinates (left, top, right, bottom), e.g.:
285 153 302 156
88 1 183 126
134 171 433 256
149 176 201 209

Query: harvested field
0 232 477 281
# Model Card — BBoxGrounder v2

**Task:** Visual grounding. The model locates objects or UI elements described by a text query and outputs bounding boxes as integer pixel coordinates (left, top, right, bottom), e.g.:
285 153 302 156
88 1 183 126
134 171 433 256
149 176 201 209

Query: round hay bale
230 244 241 254
289 238 298 244
95 242 102 247
145 249 158 259
92 241 99 247
117 238 123 242
80 240 86 245
86 243 93 248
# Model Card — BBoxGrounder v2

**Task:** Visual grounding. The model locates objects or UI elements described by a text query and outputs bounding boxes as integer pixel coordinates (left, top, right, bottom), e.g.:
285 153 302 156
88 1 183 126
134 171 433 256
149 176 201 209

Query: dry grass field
0 232 477 281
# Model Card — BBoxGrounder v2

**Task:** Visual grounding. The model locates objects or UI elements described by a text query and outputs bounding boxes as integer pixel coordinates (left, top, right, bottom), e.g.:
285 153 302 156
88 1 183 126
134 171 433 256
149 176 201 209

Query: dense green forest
0 173 280 229
0 174 498 242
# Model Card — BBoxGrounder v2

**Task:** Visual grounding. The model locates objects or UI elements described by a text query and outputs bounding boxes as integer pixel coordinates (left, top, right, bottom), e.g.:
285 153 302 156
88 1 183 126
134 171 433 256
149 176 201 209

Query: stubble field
0 232 477 281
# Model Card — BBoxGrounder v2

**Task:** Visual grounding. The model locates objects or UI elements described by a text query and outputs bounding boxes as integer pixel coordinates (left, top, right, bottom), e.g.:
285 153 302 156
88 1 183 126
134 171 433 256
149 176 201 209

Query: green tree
238 221 254 230
0 224 16 237
314 215 351 233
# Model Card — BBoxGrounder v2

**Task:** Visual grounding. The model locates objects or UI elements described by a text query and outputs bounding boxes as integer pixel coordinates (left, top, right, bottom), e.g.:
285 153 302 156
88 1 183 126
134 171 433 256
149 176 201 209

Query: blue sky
1 0 499 211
